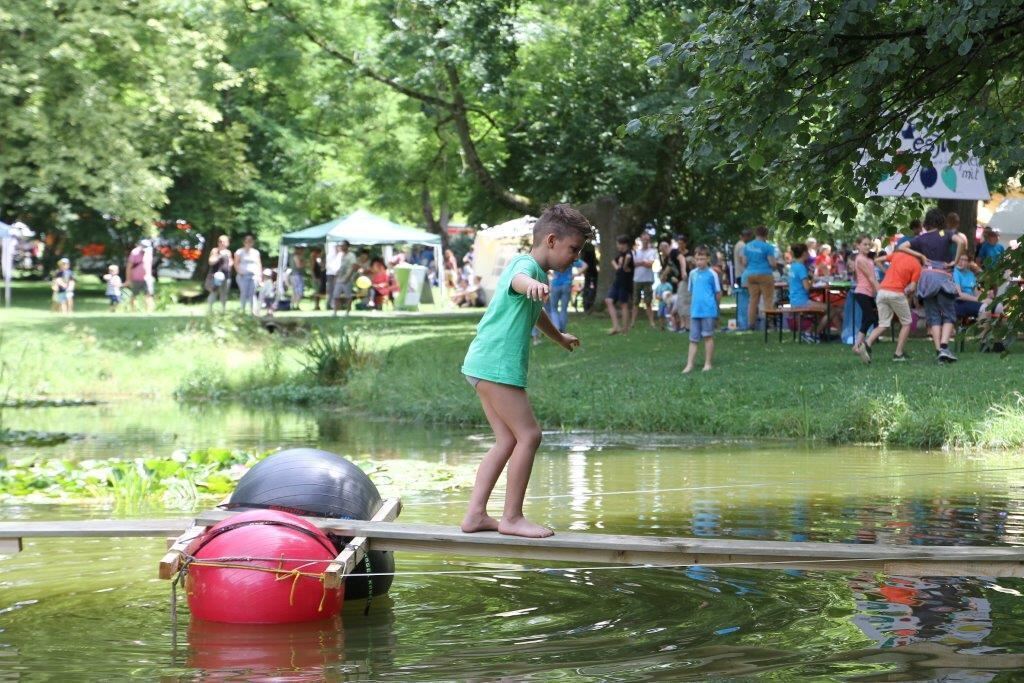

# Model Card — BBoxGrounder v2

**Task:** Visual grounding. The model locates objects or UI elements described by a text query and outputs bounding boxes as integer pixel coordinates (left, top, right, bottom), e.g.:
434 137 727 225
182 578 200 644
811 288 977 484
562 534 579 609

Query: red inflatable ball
186 509 343 624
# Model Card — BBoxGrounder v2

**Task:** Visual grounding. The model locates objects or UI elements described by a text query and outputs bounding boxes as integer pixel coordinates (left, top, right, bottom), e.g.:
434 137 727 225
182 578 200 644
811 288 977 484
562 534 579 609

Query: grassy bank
4 280 1024 449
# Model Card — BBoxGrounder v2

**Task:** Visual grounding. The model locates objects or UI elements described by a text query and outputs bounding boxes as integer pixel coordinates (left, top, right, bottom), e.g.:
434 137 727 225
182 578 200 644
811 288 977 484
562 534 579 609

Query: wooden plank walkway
3 511 1024 577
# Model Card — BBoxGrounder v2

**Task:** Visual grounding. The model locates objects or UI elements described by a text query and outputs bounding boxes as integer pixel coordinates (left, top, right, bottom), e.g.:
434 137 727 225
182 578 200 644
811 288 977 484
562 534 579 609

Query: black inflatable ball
225 448 394 600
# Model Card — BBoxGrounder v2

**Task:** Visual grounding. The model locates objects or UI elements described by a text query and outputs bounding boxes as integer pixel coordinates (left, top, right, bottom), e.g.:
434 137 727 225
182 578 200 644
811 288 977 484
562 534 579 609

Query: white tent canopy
472 216 536 304
988 199 1024 246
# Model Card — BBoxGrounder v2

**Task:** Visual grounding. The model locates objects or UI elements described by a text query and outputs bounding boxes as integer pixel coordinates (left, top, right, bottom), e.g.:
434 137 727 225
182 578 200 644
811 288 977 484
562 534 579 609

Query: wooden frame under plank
159 525 208 580
324 498 402 589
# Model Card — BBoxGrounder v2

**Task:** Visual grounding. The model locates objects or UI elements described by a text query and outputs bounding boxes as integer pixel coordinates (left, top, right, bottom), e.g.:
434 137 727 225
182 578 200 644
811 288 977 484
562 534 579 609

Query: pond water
3 402 1024 681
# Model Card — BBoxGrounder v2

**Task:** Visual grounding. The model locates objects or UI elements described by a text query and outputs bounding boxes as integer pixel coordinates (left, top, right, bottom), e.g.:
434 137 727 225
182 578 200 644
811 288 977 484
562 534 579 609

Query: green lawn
3 279 1024 450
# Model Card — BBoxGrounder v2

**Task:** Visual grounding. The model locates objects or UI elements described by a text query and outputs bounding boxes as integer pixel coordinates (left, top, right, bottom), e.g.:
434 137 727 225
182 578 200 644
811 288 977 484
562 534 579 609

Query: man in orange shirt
859 251 922 363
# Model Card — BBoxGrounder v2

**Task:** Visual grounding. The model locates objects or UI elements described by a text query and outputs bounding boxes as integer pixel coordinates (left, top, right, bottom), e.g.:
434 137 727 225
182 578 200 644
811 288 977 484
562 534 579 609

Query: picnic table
811 280 851 341
769 279 851 341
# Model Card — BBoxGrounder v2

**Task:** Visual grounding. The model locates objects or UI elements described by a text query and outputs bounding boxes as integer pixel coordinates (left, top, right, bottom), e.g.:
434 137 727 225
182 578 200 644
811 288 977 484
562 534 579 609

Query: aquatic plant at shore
0 448 476 511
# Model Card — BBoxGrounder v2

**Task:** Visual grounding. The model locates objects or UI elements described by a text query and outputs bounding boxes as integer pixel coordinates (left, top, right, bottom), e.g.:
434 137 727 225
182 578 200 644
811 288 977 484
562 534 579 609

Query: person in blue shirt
545 259 579 332
788 243 829 342
738 225 778 331
953 253 982 318
683 246 722 373
976 228 1006 270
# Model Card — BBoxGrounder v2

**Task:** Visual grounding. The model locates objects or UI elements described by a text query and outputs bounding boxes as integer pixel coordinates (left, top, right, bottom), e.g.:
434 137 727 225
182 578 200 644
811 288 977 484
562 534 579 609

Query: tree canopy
649 0 1024 226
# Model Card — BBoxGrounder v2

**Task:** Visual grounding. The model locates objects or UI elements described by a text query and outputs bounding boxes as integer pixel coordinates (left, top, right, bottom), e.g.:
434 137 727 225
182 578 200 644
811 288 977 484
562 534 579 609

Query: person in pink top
125 239 155 313
851 233 880 358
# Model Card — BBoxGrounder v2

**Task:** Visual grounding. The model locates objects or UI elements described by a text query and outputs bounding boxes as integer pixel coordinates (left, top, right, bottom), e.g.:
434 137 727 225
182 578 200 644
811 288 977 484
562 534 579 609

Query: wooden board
323 498 402 589
5 513 1024 577
0 519 192 538
0 537 22 554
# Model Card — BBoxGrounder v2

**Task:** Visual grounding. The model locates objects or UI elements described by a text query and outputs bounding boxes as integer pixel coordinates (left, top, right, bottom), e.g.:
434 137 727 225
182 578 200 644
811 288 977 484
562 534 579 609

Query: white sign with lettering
871 122 990 200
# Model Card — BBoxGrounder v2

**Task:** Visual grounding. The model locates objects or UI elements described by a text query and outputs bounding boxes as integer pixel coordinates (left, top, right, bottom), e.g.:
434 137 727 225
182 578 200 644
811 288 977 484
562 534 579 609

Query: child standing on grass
604 235 634 335
683 246 721 373
103 264 122 311
851 234 880 357
655 268 675 331
460 204 594 539
52 257 75 315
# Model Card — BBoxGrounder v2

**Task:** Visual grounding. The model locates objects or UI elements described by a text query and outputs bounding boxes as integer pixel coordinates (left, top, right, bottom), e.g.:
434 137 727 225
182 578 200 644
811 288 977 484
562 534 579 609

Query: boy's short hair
615 234 631 246
534 204 596 242
923 207 945 230
755 225 769 239
694 246 710 257
791 243 807 258
854 233 870 244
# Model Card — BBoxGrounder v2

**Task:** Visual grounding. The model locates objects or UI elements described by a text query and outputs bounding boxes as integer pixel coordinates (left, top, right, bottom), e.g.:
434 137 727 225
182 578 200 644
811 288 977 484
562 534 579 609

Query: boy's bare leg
940 321 955 345
461 382 516 533
682 341 698 373
471 381 552 538
864 324 886 349
619 304 631 333
605 298 621 333
896 322 911 356
702 336 715 371
646 301 656 327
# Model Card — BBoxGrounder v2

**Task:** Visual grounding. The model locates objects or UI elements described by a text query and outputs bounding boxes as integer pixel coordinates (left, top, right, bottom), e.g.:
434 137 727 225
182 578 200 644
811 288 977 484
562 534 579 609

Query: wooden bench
763 306 827 343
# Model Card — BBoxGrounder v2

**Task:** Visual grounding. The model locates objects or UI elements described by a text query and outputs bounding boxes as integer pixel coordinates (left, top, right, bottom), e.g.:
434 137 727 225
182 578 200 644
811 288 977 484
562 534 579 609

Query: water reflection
5 406 1024 680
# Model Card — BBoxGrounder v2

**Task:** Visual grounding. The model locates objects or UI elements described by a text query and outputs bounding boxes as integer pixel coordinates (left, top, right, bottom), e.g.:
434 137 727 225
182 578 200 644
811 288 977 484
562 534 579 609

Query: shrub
300 327 366 385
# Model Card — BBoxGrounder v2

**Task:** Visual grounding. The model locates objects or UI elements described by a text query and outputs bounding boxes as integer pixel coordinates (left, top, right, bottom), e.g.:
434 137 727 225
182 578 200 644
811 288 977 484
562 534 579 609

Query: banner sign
871 122 990 200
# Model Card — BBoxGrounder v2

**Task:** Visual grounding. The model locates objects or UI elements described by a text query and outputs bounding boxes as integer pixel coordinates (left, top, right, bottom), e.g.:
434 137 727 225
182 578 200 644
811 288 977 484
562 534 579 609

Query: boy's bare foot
682 365 694 374
498 516 554 538
702 365 713 372
460 512 500 533
607 328 619 335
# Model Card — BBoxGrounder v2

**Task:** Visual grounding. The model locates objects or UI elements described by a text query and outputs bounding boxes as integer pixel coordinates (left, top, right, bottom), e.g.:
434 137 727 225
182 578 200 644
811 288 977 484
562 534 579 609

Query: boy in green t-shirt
460 204 595 538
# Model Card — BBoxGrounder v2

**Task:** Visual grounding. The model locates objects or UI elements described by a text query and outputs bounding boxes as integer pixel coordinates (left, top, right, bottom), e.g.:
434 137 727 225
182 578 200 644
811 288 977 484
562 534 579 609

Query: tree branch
262 0 454 110
443 64 535 214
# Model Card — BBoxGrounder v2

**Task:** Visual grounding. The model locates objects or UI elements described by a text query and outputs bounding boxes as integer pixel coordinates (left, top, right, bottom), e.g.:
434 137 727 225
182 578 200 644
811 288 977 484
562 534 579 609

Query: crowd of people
522 206 1015 369
45 234 413 316
40 210 1017 362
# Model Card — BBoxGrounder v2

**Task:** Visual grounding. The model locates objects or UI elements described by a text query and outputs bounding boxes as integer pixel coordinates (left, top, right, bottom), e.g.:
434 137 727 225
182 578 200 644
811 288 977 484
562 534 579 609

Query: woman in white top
206 235 233 313
233 234 262 315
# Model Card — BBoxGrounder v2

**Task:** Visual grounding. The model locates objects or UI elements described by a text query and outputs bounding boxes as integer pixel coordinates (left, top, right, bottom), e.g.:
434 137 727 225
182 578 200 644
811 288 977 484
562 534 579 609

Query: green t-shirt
461 254 547 388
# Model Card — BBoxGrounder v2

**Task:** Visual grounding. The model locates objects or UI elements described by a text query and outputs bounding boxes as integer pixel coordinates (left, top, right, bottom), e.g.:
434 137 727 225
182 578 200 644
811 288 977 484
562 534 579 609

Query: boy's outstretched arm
535 309 579 351
511 273 549 301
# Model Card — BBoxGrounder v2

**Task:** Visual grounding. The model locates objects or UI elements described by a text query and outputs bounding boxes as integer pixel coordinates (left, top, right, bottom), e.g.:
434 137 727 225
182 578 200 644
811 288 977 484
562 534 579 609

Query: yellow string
187 558 332 612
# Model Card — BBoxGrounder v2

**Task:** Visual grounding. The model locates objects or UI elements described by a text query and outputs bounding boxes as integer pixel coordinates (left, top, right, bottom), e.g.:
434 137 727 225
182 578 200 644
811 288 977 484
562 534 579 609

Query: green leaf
748 152 765 170
958 38 973 56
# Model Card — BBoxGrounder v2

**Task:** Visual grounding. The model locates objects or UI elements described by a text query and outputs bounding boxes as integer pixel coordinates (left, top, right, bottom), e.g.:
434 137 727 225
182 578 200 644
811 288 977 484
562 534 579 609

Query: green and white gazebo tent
277 209 445 303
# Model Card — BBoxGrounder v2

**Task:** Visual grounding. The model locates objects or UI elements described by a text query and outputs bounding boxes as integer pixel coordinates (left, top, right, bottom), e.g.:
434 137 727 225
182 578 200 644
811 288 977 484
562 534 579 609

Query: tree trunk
938 199 978 258
577 196 642 308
